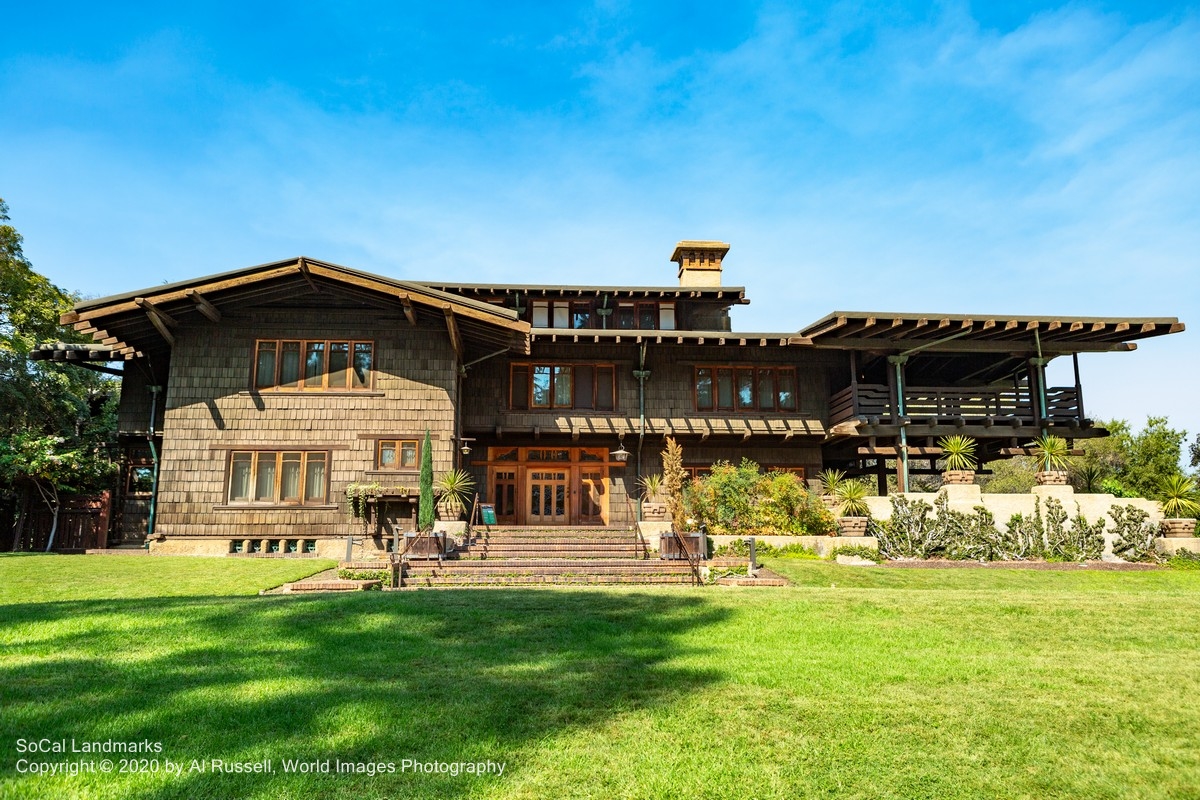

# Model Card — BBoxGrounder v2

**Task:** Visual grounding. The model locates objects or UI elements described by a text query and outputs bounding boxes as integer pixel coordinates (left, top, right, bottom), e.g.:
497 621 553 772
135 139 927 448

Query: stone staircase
396 526 701 588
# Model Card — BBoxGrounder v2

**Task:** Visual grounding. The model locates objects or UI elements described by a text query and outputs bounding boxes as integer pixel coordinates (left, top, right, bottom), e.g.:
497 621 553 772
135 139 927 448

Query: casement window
695 366 798 412
510 364 617 410
377 439 419 470
227 451 328 504
253 339 373 390
614 301 672 330
531 301 571 329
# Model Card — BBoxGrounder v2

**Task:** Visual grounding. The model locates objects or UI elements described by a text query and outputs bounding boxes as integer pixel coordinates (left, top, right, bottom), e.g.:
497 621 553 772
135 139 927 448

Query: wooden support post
1072 352 1086 424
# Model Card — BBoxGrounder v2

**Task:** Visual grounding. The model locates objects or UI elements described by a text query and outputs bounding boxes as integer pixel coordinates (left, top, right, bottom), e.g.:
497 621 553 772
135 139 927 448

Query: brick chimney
671 241 730 287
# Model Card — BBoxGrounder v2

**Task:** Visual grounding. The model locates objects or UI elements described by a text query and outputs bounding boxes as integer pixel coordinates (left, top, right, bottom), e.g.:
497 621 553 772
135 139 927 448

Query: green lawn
2 555 1199 799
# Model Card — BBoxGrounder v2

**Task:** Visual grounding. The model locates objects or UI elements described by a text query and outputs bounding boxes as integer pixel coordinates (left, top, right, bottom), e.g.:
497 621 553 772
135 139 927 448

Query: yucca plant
834 479 871 517
937 435 978 471
637 472 665 502
818 468 847 495
1071 464 1105 493
1159 474 1200 518
435 468 476 519
1029 434 1071 472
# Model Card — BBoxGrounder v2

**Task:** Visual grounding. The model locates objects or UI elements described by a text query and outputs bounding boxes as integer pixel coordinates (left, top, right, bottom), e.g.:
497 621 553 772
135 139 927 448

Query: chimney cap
670 241 731 263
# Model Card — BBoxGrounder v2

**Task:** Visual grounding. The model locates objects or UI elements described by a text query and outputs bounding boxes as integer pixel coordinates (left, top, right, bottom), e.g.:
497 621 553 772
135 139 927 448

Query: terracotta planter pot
642 502 669 521
941 470 976 485
837 517 870 537
1161 518 1198 538
1035 470 1070 486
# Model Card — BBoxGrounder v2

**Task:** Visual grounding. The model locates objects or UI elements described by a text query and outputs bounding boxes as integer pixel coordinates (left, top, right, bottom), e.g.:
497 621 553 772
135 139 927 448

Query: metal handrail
672 528 703 586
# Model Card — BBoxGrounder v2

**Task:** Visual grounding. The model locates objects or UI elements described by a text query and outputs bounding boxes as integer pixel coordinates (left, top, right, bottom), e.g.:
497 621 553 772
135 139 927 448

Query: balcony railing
830 384 1082 428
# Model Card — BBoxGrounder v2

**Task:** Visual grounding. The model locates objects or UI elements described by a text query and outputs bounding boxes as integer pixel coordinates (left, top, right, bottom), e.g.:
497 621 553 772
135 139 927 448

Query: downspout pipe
887 356 909 494
1033 329 1049 434
633 342 650 522
146 385 162 538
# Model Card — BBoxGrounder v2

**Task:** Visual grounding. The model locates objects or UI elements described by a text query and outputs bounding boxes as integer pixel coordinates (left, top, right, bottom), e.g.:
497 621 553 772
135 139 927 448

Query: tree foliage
418 429 434 531
1 199 117 544
1075 417 1188 499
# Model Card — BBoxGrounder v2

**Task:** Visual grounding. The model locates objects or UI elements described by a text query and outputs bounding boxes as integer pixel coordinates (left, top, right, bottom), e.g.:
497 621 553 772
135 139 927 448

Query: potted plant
434 468 475 521
834 479 871 536
818 468 847 511
638 473 669 521
1158 474 1200 538
1030 434 1071 485
937 435 977 485
345 481 383 522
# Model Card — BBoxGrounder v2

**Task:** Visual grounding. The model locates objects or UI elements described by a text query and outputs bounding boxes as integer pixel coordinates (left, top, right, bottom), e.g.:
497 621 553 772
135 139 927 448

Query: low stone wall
863 485 1161 531
710 535 875 558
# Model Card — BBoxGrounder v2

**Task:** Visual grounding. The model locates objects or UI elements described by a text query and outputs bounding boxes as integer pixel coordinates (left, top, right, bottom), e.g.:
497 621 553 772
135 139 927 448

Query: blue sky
2 1 1197 444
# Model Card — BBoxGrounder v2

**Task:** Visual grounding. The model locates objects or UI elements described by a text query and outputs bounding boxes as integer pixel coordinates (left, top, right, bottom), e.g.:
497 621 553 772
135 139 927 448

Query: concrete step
284 579 381 592
403 574 698 587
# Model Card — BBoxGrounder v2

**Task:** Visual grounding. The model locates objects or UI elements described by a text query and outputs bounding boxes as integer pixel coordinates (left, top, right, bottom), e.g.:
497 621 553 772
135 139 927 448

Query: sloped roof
65 256 530 360
799 311 1184 352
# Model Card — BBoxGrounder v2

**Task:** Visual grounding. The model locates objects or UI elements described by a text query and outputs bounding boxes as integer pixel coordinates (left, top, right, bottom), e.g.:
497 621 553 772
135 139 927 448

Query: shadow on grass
1 590 728 799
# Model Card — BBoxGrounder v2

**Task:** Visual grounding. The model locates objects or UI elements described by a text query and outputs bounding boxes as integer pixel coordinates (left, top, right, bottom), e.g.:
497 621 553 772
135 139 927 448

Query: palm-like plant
1071 464 1105 493
818 468 847 495
637 473 665 502
435 468 475 519
834 479 871 517
1159 474 1200 518
937 435 978 472
1029 434 1071 472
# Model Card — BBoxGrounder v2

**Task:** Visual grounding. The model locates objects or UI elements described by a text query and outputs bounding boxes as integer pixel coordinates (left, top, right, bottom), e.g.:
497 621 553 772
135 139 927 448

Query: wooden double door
486 447 609 526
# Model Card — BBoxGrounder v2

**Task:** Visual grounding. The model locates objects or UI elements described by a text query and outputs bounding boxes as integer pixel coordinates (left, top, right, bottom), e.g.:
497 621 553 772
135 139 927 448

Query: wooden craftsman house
48 241 1183 556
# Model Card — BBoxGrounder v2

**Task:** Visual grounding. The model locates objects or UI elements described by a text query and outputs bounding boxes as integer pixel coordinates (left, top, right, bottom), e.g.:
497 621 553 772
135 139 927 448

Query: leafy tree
1 199 116 548
980 456 1037 494
1189 433 1200 470
660 436 686 525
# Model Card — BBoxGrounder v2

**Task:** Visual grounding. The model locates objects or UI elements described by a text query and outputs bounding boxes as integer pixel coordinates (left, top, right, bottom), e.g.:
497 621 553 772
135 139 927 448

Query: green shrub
711 539 819 559
1108 505 1161 563
705 563 749 583
683 459 835 536
338 568 392 587
872 495 941 559
1167 550 1200 570
829 544 882 563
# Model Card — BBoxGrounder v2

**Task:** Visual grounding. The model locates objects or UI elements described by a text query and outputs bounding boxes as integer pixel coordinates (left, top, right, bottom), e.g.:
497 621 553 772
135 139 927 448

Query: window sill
240 390 385 398
213 504 339 511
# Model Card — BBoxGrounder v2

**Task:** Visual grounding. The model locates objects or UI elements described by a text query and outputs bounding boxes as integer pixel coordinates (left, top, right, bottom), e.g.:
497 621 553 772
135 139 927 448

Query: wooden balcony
830 384 1083 429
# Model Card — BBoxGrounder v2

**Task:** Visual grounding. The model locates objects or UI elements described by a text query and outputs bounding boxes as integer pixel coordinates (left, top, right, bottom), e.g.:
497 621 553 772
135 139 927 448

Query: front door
528 470 570 525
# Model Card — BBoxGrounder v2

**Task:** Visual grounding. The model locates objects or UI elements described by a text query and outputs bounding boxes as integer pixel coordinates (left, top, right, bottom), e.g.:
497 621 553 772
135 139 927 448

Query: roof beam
186 290 222 323
135 298 176 347
813 337 1136 354
400 295 416 326
296 257 321 294
444 307 463 361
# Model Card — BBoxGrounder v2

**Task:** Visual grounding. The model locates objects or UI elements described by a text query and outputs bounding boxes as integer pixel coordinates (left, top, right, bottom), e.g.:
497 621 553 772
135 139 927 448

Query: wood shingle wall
152 310 457 542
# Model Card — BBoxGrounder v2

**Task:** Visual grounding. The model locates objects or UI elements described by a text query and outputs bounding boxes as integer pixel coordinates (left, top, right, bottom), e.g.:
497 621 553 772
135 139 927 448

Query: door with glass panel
579 469 606 525
527 470 569 525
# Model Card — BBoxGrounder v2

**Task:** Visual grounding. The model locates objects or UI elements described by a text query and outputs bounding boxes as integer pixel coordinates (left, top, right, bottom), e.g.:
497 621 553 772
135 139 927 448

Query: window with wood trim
227 451 328 504
695 366 798 412
253 340 373 390
377 439 419 470
510 363 617 410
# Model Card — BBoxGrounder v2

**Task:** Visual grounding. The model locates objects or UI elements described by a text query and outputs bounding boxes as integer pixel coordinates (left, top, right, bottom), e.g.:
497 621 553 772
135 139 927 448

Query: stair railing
672 528 703 586
625 495 647 559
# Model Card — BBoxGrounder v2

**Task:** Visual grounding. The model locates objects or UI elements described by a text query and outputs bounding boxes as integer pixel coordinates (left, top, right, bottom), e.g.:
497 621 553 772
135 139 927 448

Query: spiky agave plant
834 479 871 517
937 435 978 472
1159 474 1200 518
818 468 847 495
1029 434 1071 473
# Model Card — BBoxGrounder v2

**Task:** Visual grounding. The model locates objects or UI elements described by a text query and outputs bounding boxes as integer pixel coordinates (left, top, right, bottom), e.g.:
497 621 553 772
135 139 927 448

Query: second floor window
377 439 419 470
254 340 373 390
510 364 617 410
695 366 798 412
